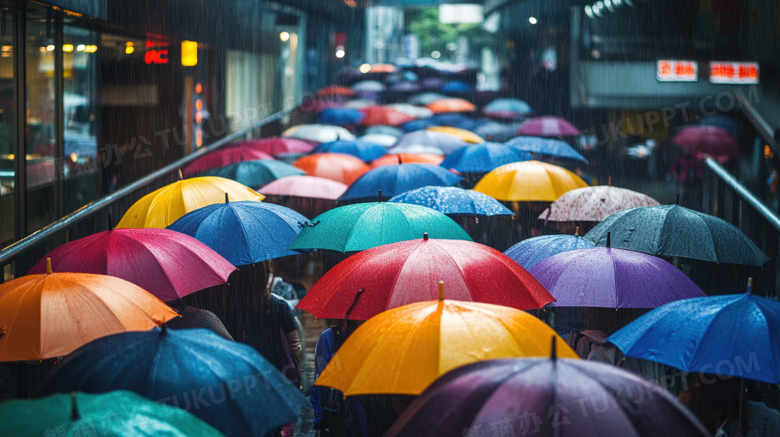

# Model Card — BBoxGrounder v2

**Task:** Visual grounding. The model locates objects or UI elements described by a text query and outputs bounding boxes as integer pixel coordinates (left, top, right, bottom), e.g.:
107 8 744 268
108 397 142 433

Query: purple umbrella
420 77 446 90
390 82 420 93
386 357 709 437
673 125 740 157
518 116 580 137
528 243 705 308
388 130 469 156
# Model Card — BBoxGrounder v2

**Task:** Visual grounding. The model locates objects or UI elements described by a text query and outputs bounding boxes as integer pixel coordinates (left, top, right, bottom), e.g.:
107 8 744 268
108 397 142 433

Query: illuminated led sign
656 60 698 82
710 62 759 84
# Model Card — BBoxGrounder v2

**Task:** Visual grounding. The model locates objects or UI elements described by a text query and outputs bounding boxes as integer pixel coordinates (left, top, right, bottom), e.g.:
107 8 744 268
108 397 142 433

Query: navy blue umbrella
202 160 304 188
168 200 309 266
429 113 488 131
339 163 462 201
315 107 365 126
505 136 588 163
33 328 308 437
389 186 513 217
440 143 531 173
441 80 472 94
313 140 387 162
504 233 596 270
401 119 434 132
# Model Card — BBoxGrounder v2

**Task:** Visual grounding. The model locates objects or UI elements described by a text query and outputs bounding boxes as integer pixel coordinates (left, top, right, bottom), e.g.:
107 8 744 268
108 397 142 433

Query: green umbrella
288 202 472 252
202 160 304 189
0 390 224 437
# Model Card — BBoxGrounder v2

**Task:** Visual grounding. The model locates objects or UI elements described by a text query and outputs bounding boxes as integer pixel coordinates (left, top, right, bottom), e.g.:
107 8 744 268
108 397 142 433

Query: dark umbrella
506 136 588 163
400 119 435 132
339 163 462 201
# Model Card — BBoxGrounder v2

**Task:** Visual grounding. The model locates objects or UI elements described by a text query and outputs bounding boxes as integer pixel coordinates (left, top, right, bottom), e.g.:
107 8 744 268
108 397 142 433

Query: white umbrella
281 124 356 143
386 143 445 155
408 92 447 106
342 99 378 109
387 104 434 119
359 133 398 147
351 81 385 92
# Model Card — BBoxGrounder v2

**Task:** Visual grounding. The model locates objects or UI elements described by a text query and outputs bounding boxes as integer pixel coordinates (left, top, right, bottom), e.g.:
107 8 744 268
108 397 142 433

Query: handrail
0 108 293 266
705 157 780 232
735 92 776 149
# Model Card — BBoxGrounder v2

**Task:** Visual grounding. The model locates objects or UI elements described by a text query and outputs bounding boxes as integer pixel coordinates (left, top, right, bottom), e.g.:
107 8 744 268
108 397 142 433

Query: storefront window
0 15 14 247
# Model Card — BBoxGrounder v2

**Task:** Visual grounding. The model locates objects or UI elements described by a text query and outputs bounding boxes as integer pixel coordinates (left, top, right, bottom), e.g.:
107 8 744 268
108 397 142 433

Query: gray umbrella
388 130 468 155
365 125 404 138
474 122 523 142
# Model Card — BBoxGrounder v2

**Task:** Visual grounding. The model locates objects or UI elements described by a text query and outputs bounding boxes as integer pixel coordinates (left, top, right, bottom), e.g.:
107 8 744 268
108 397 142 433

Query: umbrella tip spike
46 258 52 274
71 392 80 421
424 232 428 241
675 193 680 205
746 277 753 295
551 336 557 362
608 175 612 186
161 323 167 335
439 280 445 301
378 189 383 202
606 232 611 249
225 192 229 203
177 168 183 181
574 226 579 237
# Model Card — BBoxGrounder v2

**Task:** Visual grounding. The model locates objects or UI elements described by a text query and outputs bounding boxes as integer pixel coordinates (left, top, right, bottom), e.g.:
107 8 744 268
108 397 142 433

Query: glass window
0 14 13 247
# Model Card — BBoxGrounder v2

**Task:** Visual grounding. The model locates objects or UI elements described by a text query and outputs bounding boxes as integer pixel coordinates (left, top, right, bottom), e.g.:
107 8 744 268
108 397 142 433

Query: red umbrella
296 236 554 320
27 227 236 302
369 154 444 169
314 85 355 98
234 137 315 156
293 153 369 185
518 116 580 137
361 107 416 126
673 125 740 157
182 147 273 176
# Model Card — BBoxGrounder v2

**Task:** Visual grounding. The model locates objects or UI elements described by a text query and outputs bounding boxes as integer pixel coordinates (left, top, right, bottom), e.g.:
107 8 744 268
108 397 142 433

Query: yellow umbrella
315 282 577 395
426 126 485 144
117 176 264 229
474 160 588 202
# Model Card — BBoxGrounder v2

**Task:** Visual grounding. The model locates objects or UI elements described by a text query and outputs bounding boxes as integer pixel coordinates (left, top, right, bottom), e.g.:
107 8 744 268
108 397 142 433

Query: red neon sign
657 60 698 82
710 62 759 84
145 49 169 64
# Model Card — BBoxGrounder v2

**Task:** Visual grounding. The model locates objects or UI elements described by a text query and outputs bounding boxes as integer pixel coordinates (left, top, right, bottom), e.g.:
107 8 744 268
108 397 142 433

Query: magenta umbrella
518 116 580 137
258 175 347 200
182 146 273 176
234 137 315 156
28 227 236 302
673 125 740 157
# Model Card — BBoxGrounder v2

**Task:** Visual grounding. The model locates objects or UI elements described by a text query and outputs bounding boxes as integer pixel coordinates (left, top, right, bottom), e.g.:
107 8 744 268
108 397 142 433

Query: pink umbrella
518 116 580 137
258 175 347 200
673 126 740 157
235 137 315 156
182 147 273 176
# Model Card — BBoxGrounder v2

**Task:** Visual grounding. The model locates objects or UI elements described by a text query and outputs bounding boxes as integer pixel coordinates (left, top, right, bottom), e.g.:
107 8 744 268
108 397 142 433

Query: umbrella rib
382 242 428 311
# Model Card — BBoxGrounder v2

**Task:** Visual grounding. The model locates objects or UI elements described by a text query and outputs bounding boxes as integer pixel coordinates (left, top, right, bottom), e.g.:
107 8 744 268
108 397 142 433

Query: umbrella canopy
426 98 477 113
529 246 706 308
0 269 177 361
34 328 308 437
475 121 523 142
0 391 225 437
408 92 447 106
359 133 398 147
504 234 595 270
518 116 580 137
609 292 780 384
474 161 589 202
27 228 235 302
361 107 416 126
203 159 305 189
370 153 444 168
698 114 736 136
288 202 472 253
370 63 397 73
385 358 710 437
116 177 264 229
440 143 532 173
314 85 355 98
351 80 385 92
387 103 433 119
259 175 348 200
540 186 661 222
313 139 387 162
389 82 420 93
341 98 378 109
365 125 404 137
584 205 769 266
282 124 356 143
315 107 365 126
400 119 435 132
419 78 446 91
182 147 273 176
234 137 315 156
298 238 553 320
426 126 485 144
506 136 587 162
339 163 462 201
293 153 369 185
482 98 533 119
441 80 472 94
389 130 469 155
168 200 308 266
389 186 513 217
315 297 577 395
673 125 740 157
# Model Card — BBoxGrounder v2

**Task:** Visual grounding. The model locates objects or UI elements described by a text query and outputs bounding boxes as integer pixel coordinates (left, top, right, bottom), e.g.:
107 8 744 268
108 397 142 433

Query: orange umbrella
370 64 397 73
361 107 416 126
369 154 444 169
314 85 355 98
0 260 177 361
293 153 369 185
426 98 477 114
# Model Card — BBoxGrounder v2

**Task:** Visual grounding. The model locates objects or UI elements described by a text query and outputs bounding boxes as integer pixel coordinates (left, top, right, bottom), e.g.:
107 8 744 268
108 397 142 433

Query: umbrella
359 133 398 146
540 185 660 222
506 136 588 162
518 116 580 137
0 267 177 361
288 202 472 253
370 64 397 73
426 126 485 144
389 186 513 217
408 92 446 105
387 103 434 119
0 391 224 437
203 160 305 189
673 125 740 157
315 107 365 126
339 163 462 201
297 98 342 113
698 114 736 136
117 176 264 229
475 121 523 142
385 358 710 437
440 143 531 174
351 80 385 92
430 113 488 131
355 90 381 100
168 200 308 266
282 124 356 143
365 125 404 137
583 205 769 266
315 295 577 395
27 228 235 302
182 147 272 176
609 290 780 384
313 139 387 162
341 98 378 109
361 107 416 126
34 328 308 437
441 80 472 94
400 119 435 132
314 85 355 98
504 233 595 270
234 137 315 156
389 130 469 155
419 78 446 90
389 82 420 93
298 237 552 320
426 98 477 113
369 153 444 168
474 161 589 202
529 245 706 308
258 175 347 200
482 98 533 119
293 153 369 185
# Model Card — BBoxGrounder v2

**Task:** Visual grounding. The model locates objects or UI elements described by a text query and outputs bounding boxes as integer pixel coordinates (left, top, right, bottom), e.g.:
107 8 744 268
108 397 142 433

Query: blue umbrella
440 143 531 173
401 119 434 132
339 163 462 201
168 200 308 265
430 113 486 131
314 139 387 162
202 160 305 188
315 107 365 126
482 98 533 119
505 136 588 163
474 122 522 142
609 289 780 384
388 186 513 217
504 234 595 270
441 80 472 94
33 328 308 437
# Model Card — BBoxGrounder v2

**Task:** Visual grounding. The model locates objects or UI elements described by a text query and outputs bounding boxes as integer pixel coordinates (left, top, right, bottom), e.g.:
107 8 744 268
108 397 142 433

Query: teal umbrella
202 160 304 189
288 202 472 252
0 390 224 437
